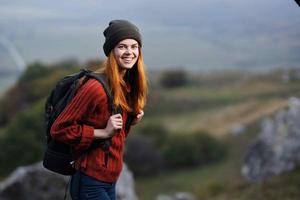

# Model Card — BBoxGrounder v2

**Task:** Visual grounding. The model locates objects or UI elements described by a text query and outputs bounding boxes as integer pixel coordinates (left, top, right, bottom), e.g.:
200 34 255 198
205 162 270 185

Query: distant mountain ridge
1 0 299 70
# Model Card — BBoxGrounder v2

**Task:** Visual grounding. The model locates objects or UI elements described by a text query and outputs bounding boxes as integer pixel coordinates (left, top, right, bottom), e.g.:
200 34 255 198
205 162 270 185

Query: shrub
159 69 189 88
133 121 169 148
124 135 164 176
0 63 81 127
0 100 44 176
18 62 49 83
162 131 227 169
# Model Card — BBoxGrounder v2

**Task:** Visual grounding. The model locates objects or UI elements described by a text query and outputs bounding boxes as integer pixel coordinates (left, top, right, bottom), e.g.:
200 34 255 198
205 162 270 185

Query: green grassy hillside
135 123 300 200
133 69 300 200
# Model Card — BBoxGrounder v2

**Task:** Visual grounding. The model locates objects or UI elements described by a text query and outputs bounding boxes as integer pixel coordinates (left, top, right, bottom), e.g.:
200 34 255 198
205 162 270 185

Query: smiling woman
50 19 148 200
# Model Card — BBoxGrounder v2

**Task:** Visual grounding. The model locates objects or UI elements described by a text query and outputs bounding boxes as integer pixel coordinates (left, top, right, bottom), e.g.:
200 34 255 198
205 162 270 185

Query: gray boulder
0 162 138 200
116 164 138 200
156 192 195 200
242 97 300 182
0 162 69 200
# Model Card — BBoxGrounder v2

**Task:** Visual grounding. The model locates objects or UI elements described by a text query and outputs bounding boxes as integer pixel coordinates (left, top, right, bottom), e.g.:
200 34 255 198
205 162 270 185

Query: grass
212 167 300 200
143 98 288 137
143 73 298 138
0 128 6 138
135 122 300 200
161 78 291 101
2 68 300 199
134 74 300 200
134 131 251 200
135 158 239 200
146 76 296 119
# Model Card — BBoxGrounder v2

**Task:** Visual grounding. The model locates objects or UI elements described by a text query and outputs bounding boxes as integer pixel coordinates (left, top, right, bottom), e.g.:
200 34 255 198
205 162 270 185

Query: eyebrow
118 42 139 46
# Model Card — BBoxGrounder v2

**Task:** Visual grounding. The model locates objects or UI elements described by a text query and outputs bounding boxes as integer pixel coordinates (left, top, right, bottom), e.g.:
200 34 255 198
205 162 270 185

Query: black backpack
43 69 133 175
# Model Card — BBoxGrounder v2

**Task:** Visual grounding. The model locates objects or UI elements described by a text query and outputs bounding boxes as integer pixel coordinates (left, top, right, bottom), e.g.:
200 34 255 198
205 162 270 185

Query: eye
131 45 139 50
118 45 126 49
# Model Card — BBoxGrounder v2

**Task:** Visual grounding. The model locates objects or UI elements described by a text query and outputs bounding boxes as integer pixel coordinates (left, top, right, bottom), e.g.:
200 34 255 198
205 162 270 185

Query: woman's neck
119 69 127 78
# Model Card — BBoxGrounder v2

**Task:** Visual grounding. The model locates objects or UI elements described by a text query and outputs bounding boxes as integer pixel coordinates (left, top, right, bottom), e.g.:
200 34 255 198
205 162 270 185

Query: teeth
123 58 132 62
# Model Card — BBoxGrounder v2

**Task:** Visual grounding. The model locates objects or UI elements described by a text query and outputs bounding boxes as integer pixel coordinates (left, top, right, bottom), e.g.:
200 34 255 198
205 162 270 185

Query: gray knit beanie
103 20 142 56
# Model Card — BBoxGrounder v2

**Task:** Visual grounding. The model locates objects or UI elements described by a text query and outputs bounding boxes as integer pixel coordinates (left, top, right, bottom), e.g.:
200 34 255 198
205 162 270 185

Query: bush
162 131 227 169
0 63 81 127
18 62 49 84
159 69 189 88
125 135 164 176
0 100 44 176
133 121 169 148
0 63 49 126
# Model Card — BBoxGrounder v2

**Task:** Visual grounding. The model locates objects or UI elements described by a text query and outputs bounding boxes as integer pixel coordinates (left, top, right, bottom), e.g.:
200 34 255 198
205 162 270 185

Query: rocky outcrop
0 162 69 200
242 97 300 182
0 162 138 200
116 164 138 200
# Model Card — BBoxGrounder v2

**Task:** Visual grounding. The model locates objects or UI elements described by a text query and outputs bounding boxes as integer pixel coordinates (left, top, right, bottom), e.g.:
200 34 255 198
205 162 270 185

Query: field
133 69 300 200
1 66 300 200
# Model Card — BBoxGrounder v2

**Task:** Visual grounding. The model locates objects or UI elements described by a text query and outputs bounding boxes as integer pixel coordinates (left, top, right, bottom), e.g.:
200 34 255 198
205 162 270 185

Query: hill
0 62 300 200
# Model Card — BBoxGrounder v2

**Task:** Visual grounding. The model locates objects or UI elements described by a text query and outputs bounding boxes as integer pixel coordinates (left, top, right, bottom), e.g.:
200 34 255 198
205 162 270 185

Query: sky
0 0 300 72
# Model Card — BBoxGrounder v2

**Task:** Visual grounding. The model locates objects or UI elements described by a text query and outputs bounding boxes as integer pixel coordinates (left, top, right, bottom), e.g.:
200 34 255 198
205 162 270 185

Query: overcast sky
0 0 299 71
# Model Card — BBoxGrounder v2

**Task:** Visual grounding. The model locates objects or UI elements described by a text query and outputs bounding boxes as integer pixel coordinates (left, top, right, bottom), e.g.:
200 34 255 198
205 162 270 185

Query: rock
242 97 300 182
174 192 195 200
156 194 173 200
0 162 69 200
156 192 195 200
0 162 138 200
116 164 138 200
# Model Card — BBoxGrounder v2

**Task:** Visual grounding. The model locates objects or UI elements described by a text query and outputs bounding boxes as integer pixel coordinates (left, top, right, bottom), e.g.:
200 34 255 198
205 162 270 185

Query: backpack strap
84 72 123 167
125 113 135 134
86 71 134 134
85 72 116 114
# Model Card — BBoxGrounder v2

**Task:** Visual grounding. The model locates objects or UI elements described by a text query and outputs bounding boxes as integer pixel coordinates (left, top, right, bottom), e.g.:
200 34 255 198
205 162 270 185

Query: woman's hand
94 114 123 139
132 110 144 125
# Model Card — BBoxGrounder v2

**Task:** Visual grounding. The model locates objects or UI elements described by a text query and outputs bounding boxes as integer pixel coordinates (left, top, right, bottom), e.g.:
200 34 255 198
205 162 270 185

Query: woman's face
113 39 139 71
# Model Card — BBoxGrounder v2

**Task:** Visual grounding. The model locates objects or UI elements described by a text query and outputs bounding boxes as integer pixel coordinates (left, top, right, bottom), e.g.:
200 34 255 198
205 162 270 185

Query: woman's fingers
110 114 123 129
137 110 144 119
111 113 122 120
113 122 123 129
110 114 122 122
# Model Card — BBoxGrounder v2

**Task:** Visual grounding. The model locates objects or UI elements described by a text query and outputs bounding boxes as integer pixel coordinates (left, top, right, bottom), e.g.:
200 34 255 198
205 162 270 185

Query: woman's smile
122 56 135 63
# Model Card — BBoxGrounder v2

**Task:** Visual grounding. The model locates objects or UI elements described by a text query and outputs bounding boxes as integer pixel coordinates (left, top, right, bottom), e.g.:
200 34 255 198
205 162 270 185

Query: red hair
96 49 147 114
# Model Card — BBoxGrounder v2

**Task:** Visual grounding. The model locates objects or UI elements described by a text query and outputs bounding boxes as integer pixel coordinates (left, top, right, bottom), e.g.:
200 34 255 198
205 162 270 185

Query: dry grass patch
162 98 288 137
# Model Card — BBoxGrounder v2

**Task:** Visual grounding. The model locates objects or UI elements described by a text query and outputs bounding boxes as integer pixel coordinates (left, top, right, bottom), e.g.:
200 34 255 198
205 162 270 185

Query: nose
124 48 133 55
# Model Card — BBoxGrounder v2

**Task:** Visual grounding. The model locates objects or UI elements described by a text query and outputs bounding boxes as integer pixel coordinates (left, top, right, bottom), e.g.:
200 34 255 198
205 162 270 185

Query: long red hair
95 49 147 114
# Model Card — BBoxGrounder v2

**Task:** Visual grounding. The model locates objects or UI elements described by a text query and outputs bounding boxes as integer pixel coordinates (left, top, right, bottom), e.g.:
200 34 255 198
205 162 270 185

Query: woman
50 19 148 200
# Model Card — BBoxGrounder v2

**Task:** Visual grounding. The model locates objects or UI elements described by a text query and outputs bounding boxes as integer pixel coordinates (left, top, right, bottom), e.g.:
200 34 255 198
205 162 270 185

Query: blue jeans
70 171 116 200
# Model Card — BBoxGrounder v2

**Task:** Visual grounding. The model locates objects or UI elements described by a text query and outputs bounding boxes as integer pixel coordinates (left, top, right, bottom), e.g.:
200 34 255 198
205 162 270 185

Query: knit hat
103 20 142 56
